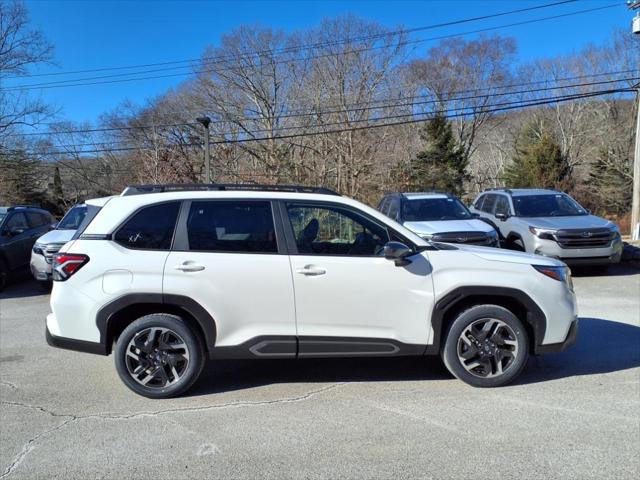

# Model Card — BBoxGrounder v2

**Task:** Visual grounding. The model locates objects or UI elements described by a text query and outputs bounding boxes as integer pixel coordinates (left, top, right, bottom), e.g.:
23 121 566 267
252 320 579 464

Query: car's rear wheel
114 314 205 398
442 305 529 387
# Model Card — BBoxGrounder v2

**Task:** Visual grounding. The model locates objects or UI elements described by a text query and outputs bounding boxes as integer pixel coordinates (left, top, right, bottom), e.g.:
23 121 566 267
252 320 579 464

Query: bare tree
0 0 54 139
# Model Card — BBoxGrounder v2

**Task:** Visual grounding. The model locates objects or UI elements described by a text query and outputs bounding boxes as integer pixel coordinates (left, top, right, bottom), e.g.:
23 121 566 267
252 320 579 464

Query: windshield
402 197 472 222
57 205 88 230
512 194 588 217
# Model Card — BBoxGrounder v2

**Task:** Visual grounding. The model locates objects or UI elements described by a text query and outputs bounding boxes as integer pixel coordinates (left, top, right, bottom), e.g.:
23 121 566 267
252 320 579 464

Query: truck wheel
114 313 206 399
442 305 529 388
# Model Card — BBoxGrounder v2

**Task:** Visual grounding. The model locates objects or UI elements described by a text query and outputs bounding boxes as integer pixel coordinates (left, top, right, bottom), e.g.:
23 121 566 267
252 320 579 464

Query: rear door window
186 201 277 253
114 202 180 250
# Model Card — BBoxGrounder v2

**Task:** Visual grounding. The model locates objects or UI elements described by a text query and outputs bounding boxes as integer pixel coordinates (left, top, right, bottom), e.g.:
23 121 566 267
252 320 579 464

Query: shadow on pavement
519 317 640 385
188 355 451 397
0 278 48 300
189 317 639 396
571 263 639 278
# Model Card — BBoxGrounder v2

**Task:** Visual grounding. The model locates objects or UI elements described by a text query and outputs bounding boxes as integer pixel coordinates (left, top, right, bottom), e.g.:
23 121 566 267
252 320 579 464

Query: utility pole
196 116 212 183
632 85 640 240
629 1 640 239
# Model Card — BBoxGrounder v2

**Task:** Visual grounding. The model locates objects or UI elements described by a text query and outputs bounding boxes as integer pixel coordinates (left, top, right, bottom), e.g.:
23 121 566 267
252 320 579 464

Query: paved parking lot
1 266 639 479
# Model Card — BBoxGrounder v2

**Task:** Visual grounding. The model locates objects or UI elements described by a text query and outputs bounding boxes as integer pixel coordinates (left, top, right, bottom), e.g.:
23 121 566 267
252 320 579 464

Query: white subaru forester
47 184 578 398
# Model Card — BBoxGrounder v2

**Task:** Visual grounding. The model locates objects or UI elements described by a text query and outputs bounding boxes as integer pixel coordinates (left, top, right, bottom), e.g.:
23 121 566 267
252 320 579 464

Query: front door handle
295 265 326 276
174 262 205 272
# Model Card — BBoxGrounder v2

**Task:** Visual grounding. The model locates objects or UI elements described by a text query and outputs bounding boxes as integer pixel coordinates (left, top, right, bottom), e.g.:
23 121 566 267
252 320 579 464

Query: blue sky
14 0 633 125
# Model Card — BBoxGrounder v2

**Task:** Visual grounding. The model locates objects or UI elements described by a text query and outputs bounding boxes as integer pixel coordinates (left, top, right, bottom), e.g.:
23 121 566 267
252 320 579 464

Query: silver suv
470 189 623 266
378 192 499 247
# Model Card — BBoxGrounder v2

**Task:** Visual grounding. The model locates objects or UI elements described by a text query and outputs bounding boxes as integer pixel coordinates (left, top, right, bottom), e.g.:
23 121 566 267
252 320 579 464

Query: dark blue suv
0 206 55 291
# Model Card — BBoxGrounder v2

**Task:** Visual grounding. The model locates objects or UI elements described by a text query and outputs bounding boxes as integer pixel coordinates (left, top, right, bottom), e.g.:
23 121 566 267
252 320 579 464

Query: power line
2 2 618 92
6 69 636 138
8 1 579 80
6 87 629 157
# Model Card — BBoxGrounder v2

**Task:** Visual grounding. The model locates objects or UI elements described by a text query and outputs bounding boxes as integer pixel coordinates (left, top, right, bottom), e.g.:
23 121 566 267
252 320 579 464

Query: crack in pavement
0 382 343 478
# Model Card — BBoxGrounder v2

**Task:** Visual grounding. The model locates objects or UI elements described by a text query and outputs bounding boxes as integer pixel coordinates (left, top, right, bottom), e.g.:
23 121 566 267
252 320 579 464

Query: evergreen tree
0 149 46 206
503 121 570 189
408 114 468 196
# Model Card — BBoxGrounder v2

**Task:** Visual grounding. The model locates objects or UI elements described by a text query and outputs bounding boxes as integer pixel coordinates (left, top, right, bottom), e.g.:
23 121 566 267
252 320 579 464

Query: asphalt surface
1 266 639 479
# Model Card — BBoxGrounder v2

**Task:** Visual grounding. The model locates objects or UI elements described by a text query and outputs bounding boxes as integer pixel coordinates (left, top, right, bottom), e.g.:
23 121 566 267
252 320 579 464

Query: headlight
532 264 573 291
529 226 556 240
32 243 44 255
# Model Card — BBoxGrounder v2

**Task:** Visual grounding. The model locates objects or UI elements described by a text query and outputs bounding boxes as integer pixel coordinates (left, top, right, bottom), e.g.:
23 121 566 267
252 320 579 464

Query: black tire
442 304 529 388
505 236 526 252
114 313 206 399
0 258 8 292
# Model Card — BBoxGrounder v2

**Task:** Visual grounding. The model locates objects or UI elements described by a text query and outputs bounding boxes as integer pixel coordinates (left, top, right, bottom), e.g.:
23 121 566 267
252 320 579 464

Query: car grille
553 228 616 249
431 231 495 246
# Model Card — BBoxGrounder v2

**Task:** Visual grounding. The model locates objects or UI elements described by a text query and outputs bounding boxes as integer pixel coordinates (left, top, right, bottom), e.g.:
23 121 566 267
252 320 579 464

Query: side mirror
384 241 414 267
8 226 25 236
495 213 509 221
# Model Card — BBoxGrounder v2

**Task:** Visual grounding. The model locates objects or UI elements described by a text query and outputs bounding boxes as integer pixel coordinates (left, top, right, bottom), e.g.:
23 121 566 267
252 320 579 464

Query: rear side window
473 195 485 210
114 202 180 250
26 212 49 227
378 197 390 215
482 194 497 213
186 201 277 253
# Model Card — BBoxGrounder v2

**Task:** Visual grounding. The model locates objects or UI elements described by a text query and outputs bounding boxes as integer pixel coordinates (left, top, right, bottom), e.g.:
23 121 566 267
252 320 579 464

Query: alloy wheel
125 327 190 388
457 318 519 378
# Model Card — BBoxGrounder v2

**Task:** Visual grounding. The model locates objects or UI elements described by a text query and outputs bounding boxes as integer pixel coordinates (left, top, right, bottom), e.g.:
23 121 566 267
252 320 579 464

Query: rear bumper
535 317 579 354
46 325 107 355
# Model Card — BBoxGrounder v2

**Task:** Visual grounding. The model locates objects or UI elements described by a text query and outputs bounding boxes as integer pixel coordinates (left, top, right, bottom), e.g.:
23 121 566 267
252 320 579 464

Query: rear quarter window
114 202 180 250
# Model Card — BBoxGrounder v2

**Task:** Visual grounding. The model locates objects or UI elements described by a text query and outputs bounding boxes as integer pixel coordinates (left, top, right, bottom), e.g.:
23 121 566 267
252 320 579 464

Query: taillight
53 253 89 281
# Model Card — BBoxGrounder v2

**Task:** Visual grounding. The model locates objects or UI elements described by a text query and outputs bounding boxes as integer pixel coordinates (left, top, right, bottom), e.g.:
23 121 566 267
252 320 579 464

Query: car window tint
494 196 511 216
482 194 497 213
473 195 485 210
6 212 29 230
114 202 180 250
186 201 277 253
387 199 399 220
26 212 47 227
286 203 389 256
378 197 390 215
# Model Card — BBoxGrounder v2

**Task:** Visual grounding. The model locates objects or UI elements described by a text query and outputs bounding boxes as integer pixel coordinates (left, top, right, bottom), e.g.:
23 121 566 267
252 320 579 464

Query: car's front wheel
114 314 205 398
442 305 529 387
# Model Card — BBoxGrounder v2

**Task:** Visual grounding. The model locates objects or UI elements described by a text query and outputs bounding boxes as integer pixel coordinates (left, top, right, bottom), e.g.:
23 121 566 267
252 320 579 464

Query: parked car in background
31 204 88 288
46 184 577 398
377 192 499 247
470 188 623 266
0 206 56 291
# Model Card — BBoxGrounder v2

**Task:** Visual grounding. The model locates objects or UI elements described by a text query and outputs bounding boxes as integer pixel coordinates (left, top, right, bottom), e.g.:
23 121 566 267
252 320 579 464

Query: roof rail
483 188 513 194
8 204 41 210
402 190 453 197
121 183 340 197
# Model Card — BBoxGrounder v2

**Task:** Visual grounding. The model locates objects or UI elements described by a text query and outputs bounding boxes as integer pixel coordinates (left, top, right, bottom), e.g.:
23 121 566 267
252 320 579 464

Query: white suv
377 192 499 247
469 189 623 266
47 184 578 398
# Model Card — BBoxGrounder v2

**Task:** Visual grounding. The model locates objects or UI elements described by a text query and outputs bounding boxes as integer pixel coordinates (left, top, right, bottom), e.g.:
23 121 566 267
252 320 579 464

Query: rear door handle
174 262 205 272
295 265 326 276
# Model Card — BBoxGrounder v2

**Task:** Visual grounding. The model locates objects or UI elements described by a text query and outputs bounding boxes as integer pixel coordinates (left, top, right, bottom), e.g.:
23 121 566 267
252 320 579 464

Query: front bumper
535 317 579 354
30 252 52 281
532 237 623 266
46 324 107 355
